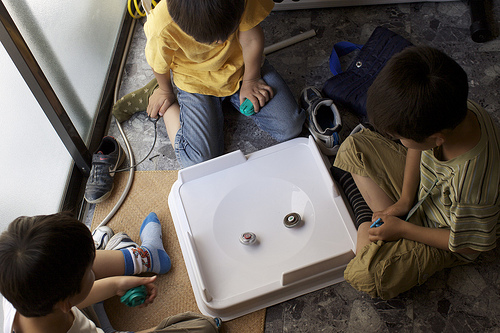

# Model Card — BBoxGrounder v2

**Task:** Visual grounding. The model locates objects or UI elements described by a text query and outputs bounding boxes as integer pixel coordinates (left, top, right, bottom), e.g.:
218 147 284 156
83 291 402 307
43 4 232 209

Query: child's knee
336 134 362 162
175 138 223 168
347 239 458 300
274 120 304 142
344 255 410 300
176 148 212 168
344 240 427 300
154 312 219 332
344 256 380 298
272 107 306 142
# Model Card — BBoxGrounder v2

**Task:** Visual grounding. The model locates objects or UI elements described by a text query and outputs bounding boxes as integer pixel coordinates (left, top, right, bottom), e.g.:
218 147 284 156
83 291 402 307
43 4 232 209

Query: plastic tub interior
168 137 357 320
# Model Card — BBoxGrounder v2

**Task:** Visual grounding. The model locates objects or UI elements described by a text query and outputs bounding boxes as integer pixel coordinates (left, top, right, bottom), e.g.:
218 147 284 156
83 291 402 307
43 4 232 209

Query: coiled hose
128 0 157 19
94 1 156 229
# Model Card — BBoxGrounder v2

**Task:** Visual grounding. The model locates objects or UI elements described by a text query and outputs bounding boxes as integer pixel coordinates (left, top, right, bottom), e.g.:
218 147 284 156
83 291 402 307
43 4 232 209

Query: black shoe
84 136 125 204
299 86 342 156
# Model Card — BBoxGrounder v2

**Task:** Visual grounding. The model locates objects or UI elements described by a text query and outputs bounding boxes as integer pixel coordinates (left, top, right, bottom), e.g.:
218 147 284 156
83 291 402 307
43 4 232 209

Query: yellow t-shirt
144 0 274 97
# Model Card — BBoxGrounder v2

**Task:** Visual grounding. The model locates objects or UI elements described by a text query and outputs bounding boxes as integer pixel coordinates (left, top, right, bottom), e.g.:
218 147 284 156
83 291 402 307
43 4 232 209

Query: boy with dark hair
166 0 245 44
333 46 500 299
0 212 220 332
367 45 469 142
112 0 305 168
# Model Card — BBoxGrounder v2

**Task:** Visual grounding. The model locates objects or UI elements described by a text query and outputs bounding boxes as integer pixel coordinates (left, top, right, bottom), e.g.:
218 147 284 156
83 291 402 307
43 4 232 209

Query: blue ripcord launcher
120 285 147 307
239 99 255 116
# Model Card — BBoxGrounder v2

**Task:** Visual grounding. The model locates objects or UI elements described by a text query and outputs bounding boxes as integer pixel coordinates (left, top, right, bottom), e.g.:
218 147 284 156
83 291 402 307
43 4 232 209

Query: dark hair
167 0 245 44
0 212 95 317
367 46 469 142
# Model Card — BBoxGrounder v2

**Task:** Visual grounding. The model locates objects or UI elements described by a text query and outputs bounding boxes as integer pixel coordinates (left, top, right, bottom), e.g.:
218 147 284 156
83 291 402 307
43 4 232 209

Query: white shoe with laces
105 232 138 250
299 86 342 156
92 226 114 250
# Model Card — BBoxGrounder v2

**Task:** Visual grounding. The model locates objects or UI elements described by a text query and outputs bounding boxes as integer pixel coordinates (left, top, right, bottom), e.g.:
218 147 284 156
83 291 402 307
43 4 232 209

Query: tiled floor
101 1 500 331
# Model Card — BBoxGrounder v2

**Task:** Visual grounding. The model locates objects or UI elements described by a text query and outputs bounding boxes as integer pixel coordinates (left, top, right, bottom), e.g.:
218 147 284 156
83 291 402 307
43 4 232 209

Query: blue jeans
173 60 305 168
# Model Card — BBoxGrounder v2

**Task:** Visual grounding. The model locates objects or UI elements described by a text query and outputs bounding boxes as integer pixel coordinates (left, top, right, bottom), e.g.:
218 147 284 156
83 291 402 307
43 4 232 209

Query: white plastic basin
168 137 357 320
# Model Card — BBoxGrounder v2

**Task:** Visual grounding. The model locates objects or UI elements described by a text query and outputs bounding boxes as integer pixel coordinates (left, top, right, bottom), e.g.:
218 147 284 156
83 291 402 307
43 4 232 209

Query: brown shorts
334 128 407 202
334 129 463 299
152 312 219 332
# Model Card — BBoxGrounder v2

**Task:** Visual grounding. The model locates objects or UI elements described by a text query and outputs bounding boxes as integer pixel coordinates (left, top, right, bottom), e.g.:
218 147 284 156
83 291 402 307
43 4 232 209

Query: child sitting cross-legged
0 212 220 333
332 46 500 299
112 0 305 168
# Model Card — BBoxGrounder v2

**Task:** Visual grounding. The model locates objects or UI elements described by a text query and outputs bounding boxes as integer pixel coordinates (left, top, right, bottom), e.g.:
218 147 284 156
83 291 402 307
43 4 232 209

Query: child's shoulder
146 0 175 31
70 307 104 333
463 101 500 178
239 0 274 30
3 296 16 333
468 100 493 122
468 100 500 142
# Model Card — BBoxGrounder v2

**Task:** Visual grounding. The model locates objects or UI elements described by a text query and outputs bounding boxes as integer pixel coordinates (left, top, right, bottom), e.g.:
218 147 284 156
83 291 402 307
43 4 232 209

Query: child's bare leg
355 223 372 254
92 250 125 279
352 173 394 212
351 173 394 254
163 102 181 149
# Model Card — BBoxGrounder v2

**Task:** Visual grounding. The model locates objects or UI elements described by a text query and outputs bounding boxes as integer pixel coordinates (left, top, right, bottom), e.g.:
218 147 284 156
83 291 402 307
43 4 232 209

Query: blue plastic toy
370 218 384 228
240 99 255 116
120 285 147 307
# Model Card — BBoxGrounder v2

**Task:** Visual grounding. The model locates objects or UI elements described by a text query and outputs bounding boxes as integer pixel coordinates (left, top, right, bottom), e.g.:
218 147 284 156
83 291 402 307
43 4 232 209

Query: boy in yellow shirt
113 0 305 168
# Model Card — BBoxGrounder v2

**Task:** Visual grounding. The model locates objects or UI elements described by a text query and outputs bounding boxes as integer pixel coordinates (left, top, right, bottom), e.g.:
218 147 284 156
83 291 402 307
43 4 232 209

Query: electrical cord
115 116 159 173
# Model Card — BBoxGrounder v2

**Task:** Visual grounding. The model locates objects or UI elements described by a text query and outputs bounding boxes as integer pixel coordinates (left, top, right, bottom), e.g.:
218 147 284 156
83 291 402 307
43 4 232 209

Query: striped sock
331 167 372 229
121 212 171 275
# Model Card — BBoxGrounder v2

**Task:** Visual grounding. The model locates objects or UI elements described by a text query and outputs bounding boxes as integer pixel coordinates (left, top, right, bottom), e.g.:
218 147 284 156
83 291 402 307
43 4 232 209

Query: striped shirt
418 101 500 262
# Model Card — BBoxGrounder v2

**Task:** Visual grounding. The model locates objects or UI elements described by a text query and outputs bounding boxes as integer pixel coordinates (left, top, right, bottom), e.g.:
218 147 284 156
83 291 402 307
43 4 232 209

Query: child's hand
116 275 158 307
374 199 412 219
147 88 176 118
240 78 274 113
368 215 407 242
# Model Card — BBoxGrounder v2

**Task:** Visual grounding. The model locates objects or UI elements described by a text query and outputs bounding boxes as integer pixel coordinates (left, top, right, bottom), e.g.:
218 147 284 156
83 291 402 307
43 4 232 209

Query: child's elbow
453 247 479 255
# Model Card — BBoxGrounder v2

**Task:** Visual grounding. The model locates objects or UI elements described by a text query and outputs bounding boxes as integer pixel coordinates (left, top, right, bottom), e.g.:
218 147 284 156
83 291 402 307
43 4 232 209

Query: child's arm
76 275 157 310
369 214 478 255
147 71 177 119
239 25 274 113
373 148 421 218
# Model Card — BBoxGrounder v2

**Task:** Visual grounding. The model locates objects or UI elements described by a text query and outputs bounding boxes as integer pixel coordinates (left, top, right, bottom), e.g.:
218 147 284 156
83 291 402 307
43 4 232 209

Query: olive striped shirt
418 101 500 262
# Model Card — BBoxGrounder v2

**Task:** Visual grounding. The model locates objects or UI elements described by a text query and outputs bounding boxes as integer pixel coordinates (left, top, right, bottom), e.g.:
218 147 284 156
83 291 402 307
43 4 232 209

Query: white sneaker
299 86 342 156
92 226 114 250
105 232 138 250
